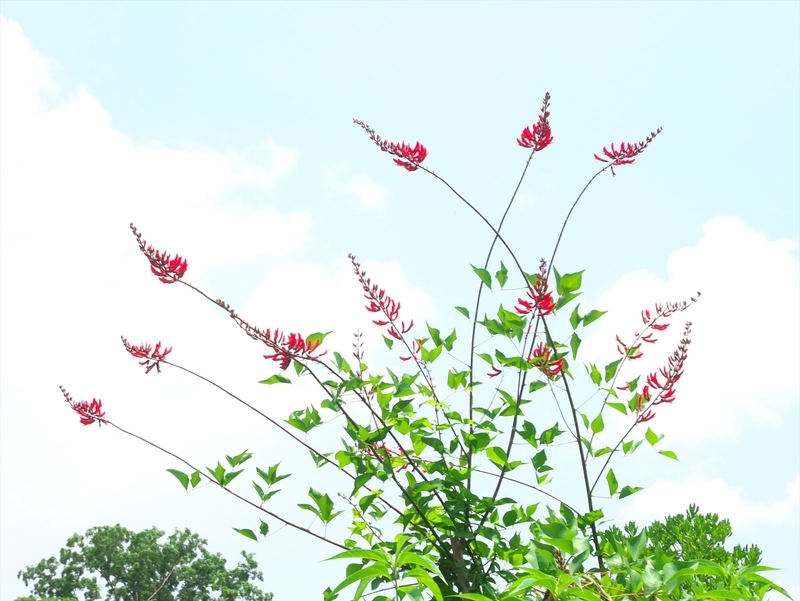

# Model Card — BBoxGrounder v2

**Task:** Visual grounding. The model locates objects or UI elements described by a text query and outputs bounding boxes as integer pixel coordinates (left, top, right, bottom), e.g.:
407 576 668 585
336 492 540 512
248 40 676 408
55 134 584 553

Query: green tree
16 524 273 601
604 505 766 597
646 504 762 567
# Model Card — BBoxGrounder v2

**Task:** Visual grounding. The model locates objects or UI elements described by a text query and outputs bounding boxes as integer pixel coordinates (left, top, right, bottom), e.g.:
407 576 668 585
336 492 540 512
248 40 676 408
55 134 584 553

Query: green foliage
601 504 770 598
16 524 273 601
68 102 792 601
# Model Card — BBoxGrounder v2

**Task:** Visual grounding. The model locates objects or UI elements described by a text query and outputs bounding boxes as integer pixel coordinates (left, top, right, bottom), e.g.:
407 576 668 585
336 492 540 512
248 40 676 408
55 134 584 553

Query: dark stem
106 421 348 551
541 317 603 569
465 147 537 496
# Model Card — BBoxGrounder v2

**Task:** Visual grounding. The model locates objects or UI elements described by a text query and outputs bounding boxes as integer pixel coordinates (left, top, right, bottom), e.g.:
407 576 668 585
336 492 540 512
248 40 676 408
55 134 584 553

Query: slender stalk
541 317 603 568
106 421 348 551
465 147 537 495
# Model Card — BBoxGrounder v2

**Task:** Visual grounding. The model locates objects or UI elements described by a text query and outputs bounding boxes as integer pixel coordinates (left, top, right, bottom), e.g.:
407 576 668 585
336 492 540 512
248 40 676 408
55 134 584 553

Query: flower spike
517 92 553 151
60 386 107 427
594 127 663 176
130 223 188 284
122 337 173 374
353 119 428 172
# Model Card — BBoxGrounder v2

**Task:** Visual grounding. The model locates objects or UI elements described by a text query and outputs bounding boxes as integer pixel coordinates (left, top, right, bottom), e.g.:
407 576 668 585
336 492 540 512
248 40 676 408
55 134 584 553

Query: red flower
390 141 428 171
122 337 172 374
130 224 188 284
637 409 656 423
263 332 325 370
215 302 327 371
353 119 428 172
516 259 555 317
633 322 693 423
594 127 663 176
529 341 564 379
60 386 107 427
349 253 418 361
517 92 553 152
358 442 420 472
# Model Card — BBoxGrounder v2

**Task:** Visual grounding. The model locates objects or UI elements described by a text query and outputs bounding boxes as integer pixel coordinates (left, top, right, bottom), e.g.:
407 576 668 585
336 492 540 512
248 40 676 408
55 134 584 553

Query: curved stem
542 318 603 569
545 165 611 280
106 421 348 551
466 148 537 494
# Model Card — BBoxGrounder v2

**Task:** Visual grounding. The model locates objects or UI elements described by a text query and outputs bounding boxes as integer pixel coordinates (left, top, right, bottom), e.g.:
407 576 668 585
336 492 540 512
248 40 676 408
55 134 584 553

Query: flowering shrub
59 94 790 600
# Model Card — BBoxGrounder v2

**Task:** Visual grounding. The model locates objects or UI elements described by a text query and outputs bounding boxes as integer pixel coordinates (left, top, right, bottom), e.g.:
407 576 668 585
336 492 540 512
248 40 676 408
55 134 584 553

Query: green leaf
455 306 470 319
607 401 627 415
330 565 392 595
190 470 201 488
569 305 582 330
590 413 604 434
486 446 508 470
167 469 189 491
382 335 394 349
408 571 444 601
259 373 291 385
471 265 492 289
222 469 244 486
570 332 581 360
495 262 509 288
557 270 584 295
555 291 581 310
447 369 469 390
606 468 619 496
259 520 269 536
427 324 442 346
645 427 663 446
659 450 679 461
225 450 253 467
588 364 602 386
233 528 257 541
582 309 606 327
529 380 546 393
627 529 648 561
306 331 330 347
443 328 457 351
604 358 623 383
333 351 351 373
619 485 643 499
206 462 226 485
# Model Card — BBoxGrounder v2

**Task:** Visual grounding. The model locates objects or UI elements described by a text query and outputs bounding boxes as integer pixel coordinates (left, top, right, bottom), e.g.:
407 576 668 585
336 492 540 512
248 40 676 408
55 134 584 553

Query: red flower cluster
594 127 663 176
528 341 564 379
515 259 556 317
60 386 106 427
517 92 553 152
390 141 428 171
615 294 700 360
122 337 172 374
636 322 693 423
217 301 326 371
349 253 418 361
358 442 420 472
353 119 428 172
130 223 188 284
263 332 324 371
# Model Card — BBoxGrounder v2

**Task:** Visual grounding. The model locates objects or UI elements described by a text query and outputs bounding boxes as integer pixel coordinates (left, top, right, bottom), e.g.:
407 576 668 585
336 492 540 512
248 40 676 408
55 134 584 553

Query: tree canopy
16 524 273 601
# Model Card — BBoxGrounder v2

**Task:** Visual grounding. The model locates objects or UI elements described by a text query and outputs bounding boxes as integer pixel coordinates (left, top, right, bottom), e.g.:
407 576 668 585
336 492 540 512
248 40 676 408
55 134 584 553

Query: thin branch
105 421 348 551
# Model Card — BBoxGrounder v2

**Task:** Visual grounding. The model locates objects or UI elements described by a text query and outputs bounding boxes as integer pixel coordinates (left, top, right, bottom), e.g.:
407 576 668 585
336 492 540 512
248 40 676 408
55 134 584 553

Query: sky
0 2 798 600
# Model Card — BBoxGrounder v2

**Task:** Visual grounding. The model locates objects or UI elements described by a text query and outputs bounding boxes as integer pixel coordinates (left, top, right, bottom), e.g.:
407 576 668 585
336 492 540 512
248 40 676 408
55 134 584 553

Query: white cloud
0 15 434 569
625 475 800 530
580 216 799 444
325 160 389 210
0 14 314 530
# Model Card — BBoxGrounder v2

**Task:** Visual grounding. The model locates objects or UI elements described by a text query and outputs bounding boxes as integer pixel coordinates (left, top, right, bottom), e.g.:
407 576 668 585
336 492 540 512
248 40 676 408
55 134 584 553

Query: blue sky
1 2 798 600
